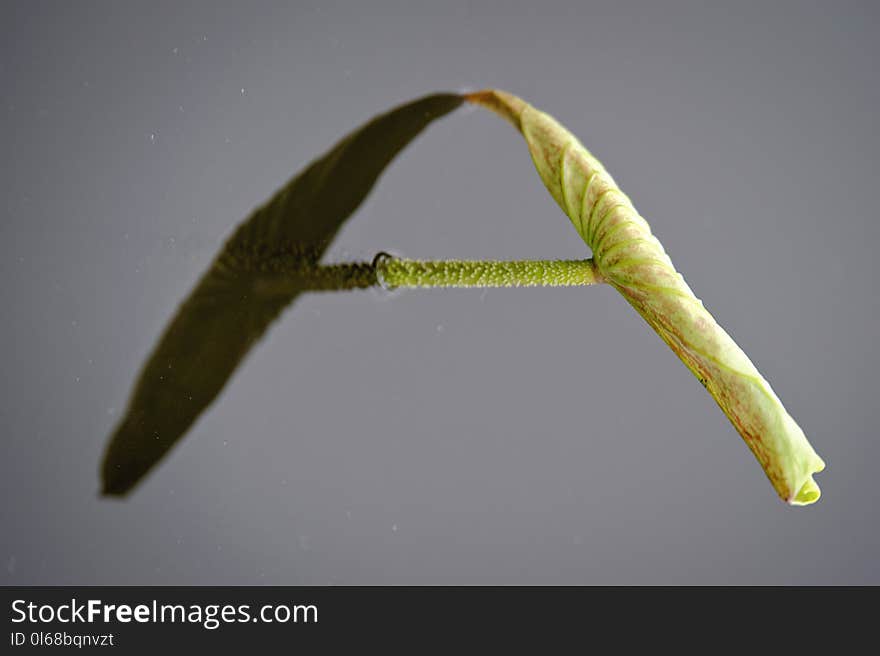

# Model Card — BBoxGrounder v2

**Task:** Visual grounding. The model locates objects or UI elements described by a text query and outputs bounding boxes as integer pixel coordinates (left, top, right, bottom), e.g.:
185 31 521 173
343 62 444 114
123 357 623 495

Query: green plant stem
374 255 602 289
263 255 604 292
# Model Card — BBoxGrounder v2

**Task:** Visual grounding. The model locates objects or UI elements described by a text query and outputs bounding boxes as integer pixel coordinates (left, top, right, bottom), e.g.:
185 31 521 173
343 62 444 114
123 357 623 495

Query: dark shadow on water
100 93 463 496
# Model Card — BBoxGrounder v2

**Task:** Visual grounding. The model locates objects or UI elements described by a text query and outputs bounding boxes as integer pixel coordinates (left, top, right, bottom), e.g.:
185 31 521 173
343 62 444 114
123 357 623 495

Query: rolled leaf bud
468 89 825 505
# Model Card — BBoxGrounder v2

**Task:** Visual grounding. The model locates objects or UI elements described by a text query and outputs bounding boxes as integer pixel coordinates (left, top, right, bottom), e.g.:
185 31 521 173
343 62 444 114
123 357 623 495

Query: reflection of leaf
101 93 463 496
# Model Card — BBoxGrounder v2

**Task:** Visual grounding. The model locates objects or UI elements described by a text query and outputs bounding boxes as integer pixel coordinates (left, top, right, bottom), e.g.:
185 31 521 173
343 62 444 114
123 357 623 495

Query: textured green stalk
254 256 603 292
375 255 602 288
468 89 825 505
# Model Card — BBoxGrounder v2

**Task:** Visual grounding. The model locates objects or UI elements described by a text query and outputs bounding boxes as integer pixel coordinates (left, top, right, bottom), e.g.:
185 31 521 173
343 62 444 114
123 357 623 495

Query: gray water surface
2 0 878 584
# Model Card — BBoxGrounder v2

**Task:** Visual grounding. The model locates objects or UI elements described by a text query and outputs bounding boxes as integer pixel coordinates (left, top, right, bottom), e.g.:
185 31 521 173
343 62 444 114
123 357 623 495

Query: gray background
2 0 878 584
